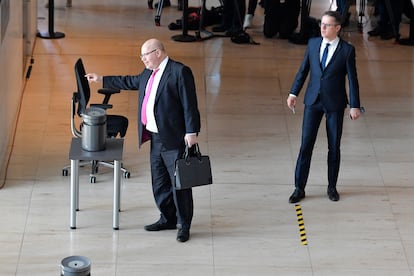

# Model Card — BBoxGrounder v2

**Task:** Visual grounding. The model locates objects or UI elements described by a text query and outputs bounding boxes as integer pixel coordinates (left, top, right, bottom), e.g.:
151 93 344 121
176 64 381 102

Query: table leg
70 159 79 229
113 160 121 230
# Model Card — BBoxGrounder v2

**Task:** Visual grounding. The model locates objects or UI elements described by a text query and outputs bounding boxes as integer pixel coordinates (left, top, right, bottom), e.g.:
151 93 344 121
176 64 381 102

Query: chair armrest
98 88 120 105
98 88 120 95
90 103 113 109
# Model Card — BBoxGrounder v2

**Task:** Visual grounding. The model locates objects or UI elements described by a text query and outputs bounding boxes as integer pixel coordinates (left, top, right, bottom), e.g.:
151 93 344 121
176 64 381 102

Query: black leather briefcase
174 144 212 190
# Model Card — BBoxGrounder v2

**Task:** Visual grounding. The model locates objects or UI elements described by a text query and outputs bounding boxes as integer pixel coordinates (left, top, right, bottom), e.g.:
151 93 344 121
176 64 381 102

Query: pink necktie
141 69 159 125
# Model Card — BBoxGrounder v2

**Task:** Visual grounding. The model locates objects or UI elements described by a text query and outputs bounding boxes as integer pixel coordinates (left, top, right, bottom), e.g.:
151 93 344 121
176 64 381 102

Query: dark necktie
141 69 159 125
321 43 330 70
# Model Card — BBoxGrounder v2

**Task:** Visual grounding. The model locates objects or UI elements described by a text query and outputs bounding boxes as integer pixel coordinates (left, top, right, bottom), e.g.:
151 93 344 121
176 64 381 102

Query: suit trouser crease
295 100 344 190
150 133 193 229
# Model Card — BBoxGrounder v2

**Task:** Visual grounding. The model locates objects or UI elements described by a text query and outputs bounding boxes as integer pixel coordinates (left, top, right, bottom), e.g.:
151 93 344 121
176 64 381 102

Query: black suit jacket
290 37 360 111
103 59 201 150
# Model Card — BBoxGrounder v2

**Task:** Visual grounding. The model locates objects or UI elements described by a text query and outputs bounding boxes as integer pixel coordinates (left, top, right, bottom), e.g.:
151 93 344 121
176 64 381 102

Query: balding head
142 38 165 52
140 38 167 70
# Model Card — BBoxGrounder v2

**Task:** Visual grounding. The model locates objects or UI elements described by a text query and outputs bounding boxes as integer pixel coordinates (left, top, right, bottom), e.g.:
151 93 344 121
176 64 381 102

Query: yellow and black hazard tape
295 204 308 245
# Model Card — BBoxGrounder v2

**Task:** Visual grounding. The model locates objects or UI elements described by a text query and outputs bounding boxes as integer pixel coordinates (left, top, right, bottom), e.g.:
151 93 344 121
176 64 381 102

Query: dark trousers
336 0 346 14
247 0 258 15
221 0 246 31
295 99 345 190
150 133 193 230
377 0 404 34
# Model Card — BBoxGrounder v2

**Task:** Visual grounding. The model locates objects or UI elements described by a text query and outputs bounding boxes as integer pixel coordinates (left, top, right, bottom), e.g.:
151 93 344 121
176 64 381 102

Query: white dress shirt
320 36 339 67
145 57 169 133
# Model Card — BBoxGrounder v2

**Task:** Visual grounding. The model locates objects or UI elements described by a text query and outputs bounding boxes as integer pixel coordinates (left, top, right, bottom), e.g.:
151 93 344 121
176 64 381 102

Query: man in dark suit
86 38 201 242
286 11 361 204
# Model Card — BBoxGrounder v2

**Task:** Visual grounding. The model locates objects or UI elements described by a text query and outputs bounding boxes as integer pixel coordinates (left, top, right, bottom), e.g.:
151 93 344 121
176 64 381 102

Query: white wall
0 0 37 188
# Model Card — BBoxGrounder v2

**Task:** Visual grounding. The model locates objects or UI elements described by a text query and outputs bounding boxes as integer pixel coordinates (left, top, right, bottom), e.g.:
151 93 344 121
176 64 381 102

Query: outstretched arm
85 73 103 83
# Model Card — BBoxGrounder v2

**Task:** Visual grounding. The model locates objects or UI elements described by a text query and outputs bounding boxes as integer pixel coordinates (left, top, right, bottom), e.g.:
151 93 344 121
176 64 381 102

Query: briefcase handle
183 143 202 161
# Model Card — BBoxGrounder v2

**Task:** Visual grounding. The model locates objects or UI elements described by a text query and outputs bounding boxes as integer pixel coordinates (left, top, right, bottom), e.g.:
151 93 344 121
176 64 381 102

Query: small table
68 137 124 230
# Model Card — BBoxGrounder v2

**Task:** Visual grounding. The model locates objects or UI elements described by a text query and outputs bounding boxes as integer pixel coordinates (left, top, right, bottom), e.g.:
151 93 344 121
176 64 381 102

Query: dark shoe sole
328 195 339 201
380 33 396 40
368 30 381 36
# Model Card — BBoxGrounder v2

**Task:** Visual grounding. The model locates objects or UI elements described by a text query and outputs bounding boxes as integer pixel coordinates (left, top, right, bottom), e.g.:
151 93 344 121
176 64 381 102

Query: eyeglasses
319 22 338 28
140 49 157 59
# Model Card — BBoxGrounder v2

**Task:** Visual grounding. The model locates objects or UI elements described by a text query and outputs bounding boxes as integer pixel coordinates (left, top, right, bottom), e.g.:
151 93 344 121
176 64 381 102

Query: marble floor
2 0 414 275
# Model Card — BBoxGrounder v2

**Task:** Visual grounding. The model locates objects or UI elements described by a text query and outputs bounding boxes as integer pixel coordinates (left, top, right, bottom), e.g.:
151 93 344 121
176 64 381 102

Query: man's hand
85 73 102 83
349 108 361 120
184 134 198 147
287 95 297 113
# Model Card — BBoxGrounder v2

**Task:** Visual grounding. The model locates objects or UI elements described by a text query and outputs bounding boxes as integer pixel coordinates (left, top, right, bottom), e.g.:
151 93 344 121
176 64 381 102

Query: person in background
335 0 346 15
212 0 246 36
243 0 258 29
286 11 361 204
367 0 404 40
86 38 201 243
335 0 351 26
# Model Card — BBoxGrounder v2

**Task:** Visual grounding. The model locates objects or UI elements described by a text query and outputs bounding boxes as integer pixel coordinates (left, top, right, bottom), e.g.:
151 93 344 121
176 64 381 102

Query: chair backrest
72 58 128 138
74 58 90 116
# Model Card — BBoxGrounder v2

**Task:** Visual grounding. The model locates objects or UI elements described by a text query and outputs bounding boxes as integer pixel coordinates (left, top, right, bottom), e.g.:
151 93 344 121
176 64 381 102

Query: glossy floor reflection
1 0 414 275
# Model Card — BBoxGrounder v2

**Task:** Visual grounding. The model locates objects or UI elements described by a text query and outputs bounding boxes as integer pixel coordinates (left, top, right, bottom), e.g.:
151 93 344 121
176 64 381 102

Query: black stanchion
155 0 164 26
357 0 366 33
60 255 91 276
171 0 197 42
37 0 65 39
195 0 224 41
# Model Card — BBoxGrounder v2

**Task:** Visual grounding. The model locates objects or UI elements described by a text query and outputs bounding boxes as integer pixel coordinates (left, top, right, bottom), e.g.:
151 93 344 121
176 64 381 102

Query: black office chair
62 58 130 183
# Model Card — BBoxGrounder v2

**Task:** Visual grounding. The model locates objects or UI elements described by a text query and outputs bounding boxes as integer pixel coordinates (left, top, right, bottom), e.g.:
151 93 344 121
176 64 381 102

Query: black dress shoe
327 188 340 201
212 25 227 32
380 32 396 40
144 220 176 231
368 27 382 36
154 0 171 8
225 30 236 37
177 228 190 242
289 189 305 203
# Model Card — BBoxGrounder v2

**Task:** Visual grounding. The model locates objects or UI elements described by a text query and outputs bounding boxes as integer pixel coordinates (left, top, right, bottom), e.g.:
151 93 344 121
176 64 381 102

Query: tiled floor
1 0 414 275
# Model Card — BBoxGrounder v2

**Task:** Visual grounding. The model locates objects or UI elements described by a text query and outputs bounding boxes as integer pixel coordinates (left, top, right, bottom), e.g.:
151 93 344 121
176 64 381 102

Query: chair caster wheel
123 171 131 178
90 176 96 183
62 169 68 176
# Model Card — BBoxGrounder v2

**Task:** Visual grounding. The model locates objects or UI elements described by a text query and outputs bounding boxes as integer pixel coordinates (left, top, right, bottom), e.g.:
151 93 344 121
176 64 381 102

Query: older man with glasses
86 38 201 243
